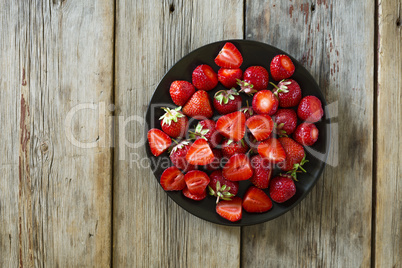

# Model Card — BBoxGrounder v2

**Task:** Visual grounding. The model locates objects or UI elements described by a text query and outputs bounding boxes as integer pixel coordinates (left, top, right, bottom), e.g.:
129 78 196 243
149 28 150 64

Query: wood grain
375 0 402 267
113 0 243 267
0 1 114 266
243 0 374 267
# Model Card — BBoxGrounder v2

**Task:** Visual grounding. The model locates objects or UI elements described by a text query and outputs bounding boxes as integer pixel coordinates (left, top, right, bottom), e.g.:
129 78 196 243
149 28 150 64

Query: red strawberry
242 186 273 213
214 42 243 68
257 138 286 164
273 109 298 136
170 141 195 172
246 115 274 141
192 64 218 91
147 128 172 156
218 68 243 88
183 90 213 119
184 170 210 195
270 54 295 81
213 88 242 115
272 79 302 107
293 123 319 146
250 155 272 189
182 187 207 201
278 137 307 174
208 170 239 203
297 96 324 123
269 175 296 203
252 90 279 115
169 80 196 106
216 196 242 222
240 102 254 119
159 107 188 138
160 166 186 191
221 139 249 159
185 138 214 165
216 111 246 141
238 66 269 94
223 154 253 181
206 149 223 170
189 119 222 148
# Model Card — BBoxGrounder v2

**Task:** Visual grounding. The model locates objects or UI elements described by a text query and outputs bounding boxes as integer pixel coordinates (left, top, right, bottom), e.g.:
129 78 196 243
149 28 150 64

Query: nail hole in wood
311 3 316 12
397 18 401 27
169 4 175 13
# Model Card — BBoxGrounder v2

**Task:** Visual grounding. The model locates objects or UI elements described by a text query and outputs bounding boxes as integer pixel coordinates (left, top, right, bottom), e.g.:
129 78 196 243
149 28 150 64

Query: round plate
145 40 330 226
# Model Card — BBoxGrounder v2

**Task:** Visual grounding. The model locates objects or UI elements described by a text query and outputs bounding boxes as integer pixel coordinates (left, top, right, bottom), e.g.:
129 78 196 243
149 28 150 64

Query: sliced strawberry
184 170 210 195
269 175 296 203
218 68 243 88
242 186 273 213
257 138 286 164
182 90 213 119
182 187 207 201
246 115 274 141
169 80 196 106
252 90 279 116
147 128 172 157
250 155 272 189
192 64 218 91
216 111 246 142
216 196 242 222
270 54 295 81
160 166 185 191
214 42 243 68
222 154 253 181
185 139 214 165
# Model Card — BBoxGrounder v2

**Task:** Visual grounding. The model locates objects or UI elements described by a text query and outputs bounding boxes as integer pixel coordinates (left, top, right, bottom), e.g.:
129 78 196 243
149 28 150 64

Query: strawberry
216 196 242 222
273 109 298 136
160 166 186 191
247 133 260 153
257 138 286 164
184 170 210 195
208 170 239 203
213 88 242 115
147 128 172 156
246 114 274 141
221 139 249 159
249 155 272 189
240 101 254 119
214 42 243 68
238 66 269 94
218 68 243 88
185 138 214 165
159 107 188 138
297 96 324 123
270 54 295 81
272 79 302 107
252 90 279 116
189 119 222 148
192 64 218 91
223 154 253 181
205 149 223 170
169 80 196 106
293 123 319 146
182 187 207 201
269 175 296 203
278 137 307 175
242 186 273 213
216 111 246 141
183 90 213 119
170 141 195 172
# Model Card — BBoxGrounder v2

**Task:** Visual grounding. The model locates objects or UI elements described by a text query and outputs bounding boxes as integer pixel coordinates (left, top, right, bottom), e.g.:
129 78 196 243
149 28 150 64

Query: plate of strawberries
145 40 330 226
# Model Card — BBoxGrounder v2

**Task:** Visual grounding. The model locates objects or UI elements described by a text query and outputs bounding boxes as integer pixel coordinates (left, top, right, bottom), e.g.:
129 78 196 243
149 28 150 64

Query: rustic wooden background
0 0 401 267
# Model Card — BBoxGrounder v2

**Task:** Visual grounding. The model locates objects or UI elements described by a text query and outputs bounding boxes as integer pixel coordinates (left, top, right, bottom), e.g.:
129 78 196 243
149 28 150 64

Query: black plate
145 40 330 226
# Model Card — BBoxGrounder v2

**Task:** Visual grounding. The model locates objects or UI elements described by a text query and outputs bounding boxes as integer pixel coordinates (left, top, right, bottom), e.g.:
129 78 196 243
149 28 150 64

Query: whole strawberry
169 80 196 106
273 109 298 136
183 90 213 119
272 79 302 107
213 88 242 115
189 119 222 148
159 107 188 138
269 175 296 203
192 64 218 91
250 155 272 189
238 66 269 94
170 141 195 172
252 90 279 116
293 123 319 146
208 170 239 203
221 138 249 159
240 103 254 119
206 149 223 170
218 68 243 88
297 96 324 123
270 54 295 81
278 137 307 177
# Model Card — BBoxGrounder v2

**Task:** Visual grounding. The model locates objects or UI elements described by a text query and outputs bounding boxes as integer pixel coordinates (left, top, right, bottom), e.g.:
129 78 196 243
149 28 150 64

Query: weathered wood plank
113 0 243 266
0 1 114 266
243 0 373 267
375 0 402 267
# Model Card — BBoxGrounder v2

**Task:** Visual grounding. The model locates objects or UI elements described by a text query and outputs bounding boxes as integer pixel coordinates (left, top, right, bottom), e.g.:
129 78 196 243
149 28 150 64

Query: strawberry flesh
252 90 279 116
214 42 243 68
185 139 214 165
223 154 253 181
216 111 246 142
147 128 172 157
216 196 242 222
246 114 274 141
184 170 210 195
242 186 273 213
160 166 186 191
257 138 286 164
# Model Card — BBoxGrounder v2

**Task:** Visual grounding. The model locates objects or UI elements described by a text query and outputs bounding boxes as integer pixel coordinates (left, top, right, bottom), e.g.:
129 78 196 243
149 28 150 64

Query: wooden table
1 0 401 267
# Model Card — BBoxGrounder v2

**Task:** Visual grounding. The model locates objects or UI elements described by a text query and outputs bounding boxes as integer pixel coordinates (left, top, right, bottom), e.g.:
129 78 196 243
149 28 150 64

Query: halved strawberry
147 128 172 156
160 166 186 191
257 138 286 164
192 64 218 91
270 54 295 81
242 186 273 213
216 196 242 222
250 155 272 189
214 42 243 68
246 115 274 141
218 68 243 88
185 139 214 165
182 90 213 119
182 187 207 201
222 154 253 181
216 111 246 142
252 90 279 115
184 170 210 195
169 80 196 106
